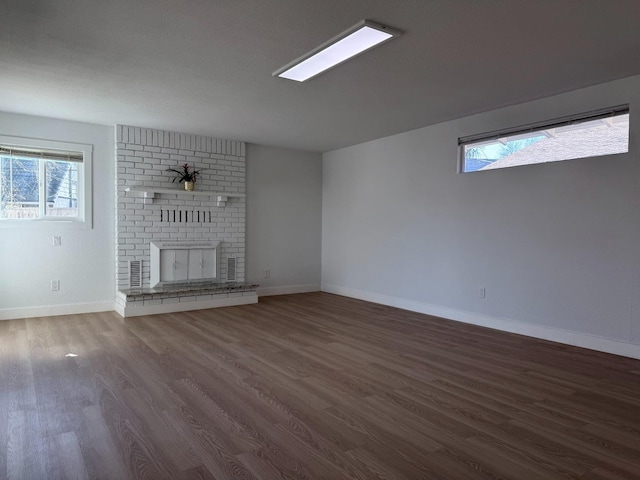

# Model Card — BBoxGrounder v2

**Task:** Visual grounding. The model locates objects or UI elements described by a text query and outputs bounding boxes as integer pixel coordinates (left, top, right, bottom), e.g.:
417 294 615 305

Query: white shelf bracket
142 191 156 204
216 195 228 207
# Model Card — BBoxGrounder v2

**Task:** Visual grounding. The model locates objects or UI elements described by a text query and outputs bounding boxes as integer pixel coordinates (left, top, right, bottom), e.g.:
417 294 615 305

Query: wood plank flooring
1 292 640 479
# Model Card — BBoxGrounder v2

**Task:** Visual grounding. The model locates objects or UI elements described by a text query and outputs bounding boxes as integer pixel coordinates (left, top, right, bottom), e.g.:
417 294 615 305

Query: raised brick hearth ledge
116 282 258 318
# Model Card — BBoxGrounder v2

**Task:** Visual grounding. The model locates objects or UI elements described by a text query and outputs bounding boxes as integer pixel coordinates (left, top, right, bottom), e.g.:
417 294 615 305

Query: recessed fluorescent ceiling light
274 20 401 82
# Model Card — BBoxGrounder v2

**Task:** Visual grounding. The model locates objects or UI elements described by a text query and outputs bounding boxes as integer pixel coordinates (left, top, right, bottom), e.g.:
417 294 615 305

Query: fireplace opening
150 240 221 288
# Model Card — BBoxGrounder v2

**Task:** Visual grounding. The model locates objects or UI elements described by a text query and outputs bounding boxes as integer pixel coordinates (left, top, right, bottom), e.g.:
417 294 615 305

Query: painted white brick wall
115 125 246 289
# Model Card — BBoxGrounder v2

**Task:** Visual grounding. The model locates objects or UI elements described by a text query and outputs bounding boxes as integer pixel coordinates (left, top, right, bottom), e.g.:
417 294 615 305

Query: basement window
459 106 629 173
0 136 92 226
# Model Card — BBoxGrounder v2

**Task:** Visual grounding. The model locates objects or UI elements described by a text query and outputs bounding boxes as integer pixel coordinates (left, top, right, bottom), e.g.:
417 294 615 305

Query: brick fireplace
114 125 256 316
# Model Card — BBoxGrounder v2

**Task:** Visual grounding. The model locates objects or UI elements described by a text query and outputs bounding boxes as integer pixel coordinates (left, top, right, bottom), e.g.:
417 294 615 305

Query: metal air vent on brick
227 257 237 282
129 260 142 288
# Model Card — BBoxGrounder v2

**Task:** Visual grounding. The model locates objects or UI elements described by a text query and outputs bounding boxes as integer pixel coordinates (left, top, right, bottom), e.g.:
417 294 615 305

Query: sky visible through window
464 137 545 172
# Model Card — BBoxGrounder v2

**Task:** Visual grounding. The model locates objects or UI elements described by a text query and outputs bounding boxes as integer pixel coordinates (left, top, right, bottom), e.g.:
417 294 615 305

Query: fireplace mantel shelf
125 186 245 206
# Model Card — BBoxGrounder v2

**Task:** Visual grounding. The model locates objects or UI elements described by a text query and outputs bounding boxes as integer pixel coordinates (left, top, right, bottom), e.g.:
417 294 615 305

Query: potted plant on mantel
166 163 201 191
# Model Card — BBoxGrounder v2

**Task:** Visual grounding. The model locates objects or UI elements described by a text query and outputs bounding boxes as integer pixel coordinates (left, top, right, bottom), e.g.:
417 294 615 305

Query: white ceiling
2 0 640 153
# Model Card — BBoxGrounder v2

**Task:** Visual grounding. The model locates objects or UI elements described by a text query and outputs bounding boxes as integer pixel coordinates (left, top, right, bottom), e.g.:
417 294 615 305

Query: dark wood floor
1 293 640 479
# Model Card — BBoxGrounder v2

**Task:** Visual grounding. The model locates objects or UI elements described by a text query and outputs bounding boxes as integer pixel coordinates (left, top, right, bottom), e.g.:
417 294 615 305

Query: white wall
0 112 115 319
246 144 322 295
322 75 640 359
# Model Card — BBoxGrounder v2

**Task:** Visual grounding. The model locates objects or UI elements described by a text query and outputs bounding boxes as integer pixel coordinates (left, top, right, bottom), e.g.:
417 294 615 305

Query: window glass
460 109 629 173
1 156 40 219
45 160 78 218
0 136 92 226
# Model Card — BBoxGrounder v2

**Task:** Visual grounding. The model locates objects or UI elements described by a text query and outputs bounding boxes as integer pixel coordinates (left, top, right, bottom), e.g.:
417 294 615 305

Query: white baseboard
0 301 114 321
322 283 640 360
117 294 258 318
258 284 320 297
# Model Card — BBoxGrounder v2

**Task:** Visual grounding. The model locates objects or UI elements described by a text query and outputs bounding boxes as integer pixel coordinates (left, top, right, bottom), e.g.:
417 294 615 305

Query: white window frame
458 105 630 173
0 135 93 228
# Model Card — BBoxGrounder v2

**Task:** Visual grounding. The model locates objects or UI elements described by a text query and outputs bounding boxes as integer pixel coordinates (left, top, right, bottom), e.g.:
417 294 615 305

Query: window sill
0 218 91 229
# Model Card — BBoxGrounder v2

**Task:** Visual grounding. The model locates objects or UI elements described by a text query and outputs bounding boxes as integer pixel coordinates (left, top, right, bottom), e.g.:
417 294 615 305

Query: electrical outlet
263 269 271 278
53 236 61 246
51 280 60 292
479 287 486 299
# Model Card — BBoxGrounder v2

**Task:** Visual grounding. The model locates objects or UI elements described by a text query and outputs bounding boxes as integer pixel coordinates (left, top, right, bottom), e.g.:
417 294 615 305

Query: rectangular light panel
274 20 400 82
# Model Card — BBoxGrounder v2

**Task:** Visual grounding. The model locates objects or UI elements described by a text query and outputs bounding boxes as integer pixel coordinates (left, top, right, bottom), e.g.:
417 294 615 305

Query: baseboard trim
322 283 640 360
258 284 320 297
0 301 114 321
116 294 258 318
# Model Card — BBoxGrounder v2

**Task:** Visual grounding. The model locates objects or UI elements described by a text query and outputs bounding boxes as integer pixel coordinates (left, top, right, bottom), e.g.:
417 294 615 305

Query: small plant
166 163 201 183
